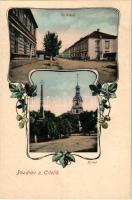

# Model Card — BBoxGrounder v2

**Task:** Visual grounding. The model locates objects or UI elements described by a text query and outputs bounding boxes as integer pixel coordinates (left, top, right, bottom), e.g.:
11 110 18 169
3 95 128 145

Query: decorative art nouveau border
9 69 118 168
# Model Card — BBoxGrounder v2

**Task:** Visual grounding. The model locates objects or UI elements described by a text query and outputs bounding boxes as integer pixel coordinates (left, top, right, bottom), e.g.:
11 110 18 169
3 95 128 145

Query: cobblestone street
30 135 98 152
9 58 118 84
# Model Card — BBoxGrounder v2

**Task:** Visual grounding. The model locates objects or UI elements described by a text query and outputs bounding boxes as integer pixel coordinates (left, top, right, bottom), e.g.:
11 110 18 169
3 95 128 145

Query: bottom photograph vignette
9 69 118 168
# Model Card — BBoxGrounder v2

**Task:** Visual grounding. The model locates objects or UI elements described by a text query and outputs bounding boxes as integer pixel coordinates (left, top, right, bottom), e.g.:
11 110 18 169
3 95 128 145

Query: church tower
39 80 45 119
71 74 83 115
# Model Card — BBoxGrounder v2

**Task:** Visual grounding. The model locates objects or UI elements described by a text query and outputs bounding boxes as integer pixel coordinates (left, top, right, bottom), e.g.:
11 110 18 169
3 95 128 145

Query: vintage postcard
0 0 131 199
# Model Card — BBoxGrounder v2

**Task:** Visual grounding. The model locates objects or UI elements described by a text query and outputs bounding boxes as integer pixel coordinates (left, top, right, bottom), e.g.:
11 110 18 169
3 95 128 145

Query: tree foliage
56 117 72 138
43 31 62 58
46 119 58 139
44 110 56 120
30 109 98 142
30 111 40 142
79 110 98 134
59 113 79 132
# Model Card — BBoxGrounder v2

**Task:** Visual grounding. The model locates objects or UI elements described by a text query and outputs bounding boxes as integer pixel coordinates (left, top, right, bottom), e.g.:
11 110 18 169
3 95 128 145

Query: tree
56 117 72 138
62 119 72 137
46 119 58 139
43 31 62 66
43 111 57 140
89 110 98 133
79 110 98 135
59 113 79 133
55 117 63 139
44 110 56 120
30 111 50 142
30 111 40 142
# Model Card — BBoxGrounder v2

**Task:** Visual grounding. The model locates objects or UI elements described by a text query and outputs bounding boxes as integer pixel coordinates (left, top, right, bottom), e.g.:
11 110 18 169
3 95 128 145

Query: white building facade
63 29 117 61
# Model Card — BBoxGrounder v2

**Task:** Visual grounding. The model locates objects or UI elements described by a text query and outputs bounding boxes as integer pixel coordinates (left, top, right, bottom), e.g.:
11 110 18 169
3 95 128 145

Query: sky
29 70 98 116
31 8 119 52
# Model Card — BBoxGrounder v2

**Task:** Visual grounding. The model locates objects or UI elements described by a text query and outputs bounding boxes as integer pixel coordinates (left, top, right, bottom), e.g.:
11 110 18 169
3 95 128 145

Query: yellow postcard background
0 0 131 199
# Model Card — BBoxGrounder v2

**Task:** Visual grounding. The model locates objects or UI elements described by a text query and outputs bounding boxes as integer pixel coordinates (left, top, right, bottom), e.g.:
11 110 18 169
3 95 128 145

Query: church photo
29 70 99 152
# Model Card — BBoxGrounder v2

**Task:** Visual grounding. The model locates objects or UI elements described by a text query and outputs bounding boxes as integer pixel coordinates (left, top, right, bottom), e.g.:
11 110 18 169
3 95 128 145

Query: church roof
76 84 80 90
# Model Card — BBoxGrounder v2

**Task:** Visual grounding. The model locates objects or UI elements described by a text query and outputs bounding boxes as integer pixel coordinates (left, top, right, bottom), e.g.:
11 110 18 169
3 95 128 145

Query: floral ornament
9 83 37 128
9 82 118 168
9 83 75 168
89 82 118 129
9 82 117 130
52 151 75 168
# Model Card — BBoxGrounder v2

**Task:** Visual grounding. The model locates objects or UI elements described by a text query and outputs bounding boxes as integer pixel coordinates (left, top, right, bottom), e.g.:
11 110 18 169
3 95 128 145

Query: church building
71 74 83 115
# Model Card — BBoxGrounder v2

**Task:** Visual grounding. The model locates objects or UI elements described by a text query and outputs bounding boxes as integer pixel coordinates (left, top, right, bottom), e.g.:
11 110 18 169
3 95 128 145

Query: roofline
64 30 117 51
74 31 117 44
28 9 38 28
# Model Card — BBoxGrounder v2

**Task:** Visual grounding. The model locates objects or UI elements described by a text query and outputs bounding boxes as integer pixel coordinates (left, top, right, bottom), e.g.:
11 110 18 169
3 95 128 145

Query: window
76 102 79 106
19 10 23 22
18 9 21 19
24 38 28 54
14 33 19 53
26 18 30 31
105 41 110 49
31 24 34 35
30 43 32 51
82 42 84 50
84 41 87 50
15 9 19 17
76 110 79 114
29 21 32 32
23 14 27 26
95 40 100 49
12 9 16 14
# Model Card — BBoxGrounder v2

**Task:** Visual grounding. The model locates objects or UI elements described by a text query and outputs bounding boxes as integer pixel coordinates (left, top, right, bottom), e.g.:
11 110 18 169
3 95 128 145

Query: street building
36 50 45 60
8 8 38 68
61 48 70 58
62 29 117 61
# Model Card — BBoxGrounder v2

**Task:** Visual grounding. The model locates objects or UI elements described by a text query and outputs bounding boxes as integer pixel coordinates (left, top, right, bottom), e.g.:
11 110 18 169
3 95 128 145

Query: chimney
97 28 100 32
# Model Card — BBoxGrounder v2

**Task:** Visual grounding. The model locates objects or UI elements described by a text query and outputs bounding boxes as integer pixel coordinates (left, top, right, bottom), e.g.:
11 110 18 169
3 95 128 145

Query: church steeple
71 74 83 115
77 73 79 86
39 80 44 119
75 73 81 96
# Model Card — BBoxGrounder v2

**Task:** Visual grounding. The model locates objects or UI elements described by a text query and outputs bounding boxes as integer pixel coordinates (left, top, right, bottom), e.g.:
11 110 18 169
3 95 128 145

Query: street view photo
29 70 99 152
8 8 119 84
